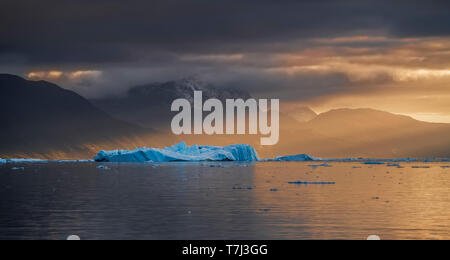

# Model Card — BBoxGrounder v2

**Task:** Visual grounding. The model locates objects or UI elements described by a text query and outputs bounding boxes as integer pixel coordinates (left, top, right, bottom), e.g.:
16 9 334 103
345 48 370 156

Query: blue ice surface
364 162 386 165
94 142 260 163
269 154 321 162
0 159 93 164
288 181 335 185
387 163 401 167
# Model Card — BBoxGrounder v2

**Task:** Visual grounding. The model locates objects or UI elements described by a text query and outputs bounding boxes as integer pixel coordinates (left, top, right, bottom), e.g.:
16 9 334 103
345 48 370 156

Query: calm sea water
0 161 449 240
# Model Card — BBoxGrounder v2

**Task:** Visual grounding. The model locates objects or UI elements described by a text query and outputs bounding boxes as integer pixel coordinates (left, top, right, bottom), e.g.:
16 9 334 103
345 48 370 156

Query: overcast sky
1 0 450 122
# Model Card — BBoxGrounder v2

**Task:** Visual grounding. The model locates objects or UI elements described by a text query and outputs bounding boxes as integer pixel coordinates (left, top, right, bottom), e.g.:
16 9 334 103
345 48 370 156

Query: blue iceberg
94 142 259 163
364 161 386 165
271 154 321 162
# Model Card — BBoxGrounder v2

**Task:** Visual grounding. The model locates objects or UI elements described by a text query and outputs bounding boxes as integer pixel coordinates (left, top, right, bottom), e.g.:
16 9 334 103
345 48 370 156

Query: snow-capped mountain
91 78 252 129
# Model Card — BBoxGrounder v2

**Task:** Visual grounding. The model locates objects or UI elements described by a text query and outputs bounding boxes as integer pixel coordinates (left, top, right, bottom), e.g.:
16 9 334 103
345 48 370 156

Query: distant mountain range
1 74 449 159
269 108 450 159
91 78 252 129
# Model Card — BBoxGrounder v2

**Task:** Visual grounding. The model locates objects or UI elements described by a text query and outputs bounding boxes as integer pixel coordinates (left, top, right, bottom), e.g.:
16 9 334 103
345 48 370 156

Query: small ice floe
387 163 400 167
207 163 223 168
59 159 93 163
412 166 431 169
353 166 362 169
272 154 321 162
364 162 385 165
232 186 254 190
97 165 110 170
309 163 332 168
270 189 279 192
11 167 25 171
288 181 335 185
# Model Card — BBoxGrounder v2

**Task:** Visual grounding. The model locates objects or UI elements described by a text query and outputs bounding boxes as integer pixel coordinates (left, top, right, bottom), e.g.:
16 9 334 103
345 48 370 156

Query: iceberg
0 158 47 163
271 154 321 162
288 181 335 185
309 163 332 168
364 161 386 165
94 142 259 163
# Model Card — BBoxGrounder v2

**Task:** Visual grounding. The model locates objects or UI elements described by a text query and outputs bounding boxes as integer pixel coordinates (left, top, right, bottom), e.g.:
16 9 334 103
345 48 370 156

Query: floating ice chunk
11 167 25 171
60 159 94 163
288 181 335 185
97 165 110 170
0 159 5 165
387 163 400 167
412 166 431 169
309 163 332 168
6 159 47 163
364 162 386 165
94 142 259 163
272 154 321 162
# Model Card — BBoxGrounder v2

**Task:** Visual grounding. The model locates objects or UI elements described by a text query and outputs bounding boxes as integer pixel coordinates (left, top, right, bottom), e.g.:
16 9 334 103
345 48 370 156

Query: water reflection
0 162 449 240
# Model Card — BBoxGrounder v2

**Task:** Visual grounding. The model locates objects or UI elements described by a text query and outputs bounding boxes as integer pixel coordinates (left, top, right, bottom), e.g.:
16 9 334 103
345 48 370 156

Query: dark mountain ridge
0 74 151 158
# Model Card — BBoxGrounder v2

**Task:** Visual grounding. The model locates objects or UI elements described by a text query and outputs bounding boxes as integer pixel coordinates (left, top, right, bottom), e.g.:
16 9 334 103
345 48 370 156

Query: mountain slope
0 74 153 158
281 104 317 122
91 78 252 129
270 108 450 159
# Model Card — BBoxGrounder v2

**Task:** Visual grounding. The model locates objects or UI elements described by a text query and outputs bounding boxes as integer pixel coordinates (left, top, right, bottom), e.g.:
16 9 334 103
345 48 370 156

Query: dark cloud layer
1 0 450 118
1 0 450 65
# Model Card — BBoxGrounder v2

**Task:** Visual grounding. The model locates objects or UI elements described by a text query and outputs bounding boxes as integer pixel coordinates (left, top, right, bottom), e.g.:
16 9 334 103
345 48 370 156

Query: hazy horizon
6 73 450 125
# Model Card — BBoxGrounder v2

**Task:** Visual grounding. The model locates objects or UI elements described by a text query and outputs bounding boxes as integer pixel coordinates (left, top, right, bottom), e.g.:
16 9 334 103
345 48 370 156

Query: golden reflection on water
252 162 450 240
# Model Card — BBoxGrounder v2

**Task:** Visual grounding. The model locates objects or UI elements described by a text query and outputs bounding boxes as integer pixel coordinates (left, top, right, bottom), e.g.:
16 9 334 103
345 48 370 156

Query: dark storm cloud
1 0 450 65
1 0 450 102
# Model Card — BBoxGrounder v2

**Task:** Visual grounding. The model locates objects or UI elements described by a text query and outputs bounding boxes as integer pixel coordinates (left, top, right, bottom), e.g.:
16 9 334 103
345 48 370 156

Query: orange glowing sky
24 36 450 123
